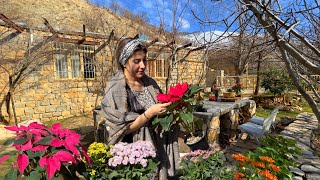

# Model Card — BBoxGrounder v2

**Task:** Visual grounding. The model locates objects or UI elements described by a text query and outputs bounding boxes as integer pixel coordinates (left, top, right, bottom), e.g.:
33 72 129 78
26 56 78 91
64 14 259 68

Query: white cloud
178 17 190 30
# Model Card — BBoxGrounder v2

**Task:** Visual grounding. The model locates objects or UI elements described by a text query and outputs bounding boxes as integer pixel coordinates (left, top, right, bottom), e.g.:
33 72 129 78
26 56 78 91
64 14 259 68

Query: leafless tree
0 16 58 125
193 0 320 124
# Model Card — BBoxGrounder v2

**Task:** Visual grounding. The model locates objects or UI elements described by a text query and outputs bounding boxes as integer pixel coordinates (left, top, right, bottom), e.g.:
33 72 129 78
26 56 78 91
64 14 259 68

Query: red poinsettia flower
17 153 29 174
169 83 188 98
157 93 180 103
40 150 76 179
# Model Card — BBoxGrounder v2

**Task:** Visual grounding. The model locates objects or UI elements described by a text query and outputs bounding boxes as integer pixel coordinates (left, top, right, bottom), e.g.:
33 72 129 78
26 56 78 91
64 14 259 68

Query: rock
301 164 320 173
289 166 305 176
306 173 320 180
292 176 303 180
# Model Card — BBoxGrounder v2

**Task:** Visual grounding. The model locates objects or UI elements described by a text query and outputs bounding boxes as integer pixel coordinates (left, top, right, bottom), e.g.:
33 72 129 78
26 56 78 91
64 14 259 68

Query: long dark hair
115 37 147 70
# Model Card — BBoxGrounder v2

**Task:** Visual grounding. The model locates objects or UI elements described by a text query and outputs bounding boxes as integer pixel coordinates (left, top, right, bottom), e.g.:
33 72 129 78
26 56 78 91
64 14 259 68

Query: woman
101 38 180 179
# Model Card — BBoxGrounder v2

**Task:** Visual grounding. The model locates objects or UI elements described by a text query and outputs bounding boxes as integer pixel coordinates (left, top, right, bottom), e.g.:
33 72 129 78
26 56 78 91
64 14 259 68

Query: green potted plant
232 83 243 96
153 83 208 150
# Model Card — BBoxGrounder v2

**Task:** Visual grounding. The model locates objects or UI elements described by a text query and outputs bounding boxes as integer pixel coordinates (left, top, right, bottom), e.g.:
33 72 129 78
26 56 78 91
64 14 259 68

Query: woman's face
124 50 147 79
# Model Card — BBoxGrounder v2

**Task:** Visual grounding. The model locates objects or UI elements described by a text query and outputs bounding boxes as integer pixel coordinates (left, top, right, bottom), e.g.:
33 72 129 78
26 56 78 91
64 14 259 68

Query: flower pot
184 130 209 151
223 92 236 98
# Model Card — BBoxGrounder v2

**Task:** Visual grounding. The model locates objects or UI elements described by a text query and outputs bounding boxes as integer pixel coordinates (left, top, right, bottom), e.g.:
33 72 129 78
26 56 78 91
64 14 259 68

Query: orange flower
234 172 246 180
232 154 250 162
270 164 280 172
259 156 275 163
259 170 278 180
251 161 266 169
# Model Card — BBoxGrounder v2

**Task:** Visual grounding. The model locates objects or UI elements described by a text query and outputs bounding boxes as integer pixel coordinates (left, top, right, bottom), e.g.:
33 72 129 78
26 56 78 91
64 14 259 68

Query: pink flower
0 155 9 164
17 153 29 174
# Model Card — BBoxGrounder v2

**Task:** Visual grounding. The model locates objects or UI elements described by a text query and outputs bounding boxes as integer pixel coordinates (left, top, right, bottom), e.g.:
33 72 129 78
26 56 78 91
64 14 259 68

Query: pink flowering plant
153 83 203 133
231 83 243 95
180 150 233 180
105 141 159 180
1 122 91 180
212 87 221 94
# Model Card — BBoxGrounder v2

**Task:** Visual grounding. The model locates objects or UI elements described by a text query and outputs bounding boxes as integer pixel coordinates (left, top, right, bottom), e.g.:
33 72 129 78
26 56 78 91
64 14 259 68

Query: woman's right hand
145 102 171 118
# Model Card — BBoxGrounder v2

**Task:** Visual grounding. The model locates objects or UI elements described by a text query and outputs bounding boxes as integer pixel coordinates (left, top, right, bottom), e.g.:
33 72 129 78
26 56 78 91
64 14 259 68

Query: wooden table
193 99 256 149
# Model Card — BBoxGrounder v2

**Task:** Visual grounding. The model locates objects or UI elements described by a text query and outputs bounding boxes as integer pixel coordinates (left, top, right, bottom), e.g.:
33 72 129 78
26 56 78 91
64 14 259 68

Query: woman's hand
145 102 171 118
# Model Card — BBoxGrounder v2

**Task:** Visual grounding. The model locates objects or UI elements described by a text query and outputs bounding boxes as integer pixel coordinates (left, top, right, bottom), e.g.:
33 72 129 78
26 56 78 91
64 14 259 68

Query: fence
216 75 320 93
216 75 257 91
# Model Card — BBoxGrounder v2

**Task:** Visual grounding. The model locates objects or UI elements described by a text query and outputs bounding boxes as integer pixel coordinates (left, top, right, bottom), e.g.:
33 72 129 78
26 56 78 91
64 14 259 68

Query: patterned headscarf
119 39 146 66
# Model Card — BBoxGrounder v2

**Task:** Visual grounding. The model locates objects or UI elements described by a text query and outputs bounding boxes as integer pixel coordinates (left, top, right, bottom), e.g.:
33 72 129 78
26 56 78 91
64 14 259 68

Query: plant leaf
26 171 42 180
180 112 193 123
17 153 29 174
37 136 53 145
160 114 173 131
3 138 15 145
14 138 28 145
4 168 18 180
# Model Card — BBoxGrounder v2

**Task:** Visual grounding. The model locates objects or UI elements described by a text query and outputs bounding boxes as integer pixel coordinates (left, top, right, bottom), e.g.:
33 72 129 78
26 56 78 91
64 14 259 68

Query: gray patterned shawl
101 70 180 179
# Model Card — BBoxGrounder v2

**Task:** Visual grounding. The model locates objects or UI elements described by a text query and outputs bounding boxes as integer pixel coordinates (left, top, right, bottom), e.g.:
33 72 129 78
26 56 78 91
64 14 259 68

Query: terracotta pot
223 92 236 98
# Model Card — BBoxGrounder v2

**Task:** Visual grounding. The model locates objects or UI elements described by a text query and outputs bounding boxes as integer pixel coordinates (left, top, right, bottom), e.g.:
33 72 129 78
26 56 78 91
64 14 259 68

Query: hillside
0 0 163 39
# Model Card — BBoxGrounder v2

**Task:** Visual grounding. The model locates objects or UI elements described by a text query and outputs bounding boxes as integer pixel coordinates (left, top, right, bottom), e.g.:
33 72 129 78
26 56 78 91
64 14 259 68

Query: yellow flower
90 170 96 176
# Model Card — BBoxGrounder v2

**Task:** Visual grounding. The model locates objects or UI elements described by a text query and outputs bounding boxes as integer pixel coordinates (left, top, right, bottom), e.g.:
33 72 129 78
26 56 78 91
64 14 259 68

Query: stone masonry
280 113 320 180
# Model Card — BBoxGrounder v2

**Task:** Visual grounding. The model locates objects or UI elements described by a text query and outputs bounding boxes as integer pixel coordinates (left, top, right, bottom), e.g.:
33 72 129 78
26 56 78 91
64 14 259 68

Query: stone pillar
207 115 221 149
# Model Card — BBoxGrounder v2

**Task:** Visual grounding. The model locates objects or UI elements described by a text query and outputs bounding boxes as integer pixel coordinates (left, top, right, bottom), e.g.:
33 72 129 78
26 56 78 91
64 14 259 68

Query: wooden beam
54 37 100 45
94 30 114 55
43 18 56 35
0 13 24 33
78 24 86 44
0 32 21 46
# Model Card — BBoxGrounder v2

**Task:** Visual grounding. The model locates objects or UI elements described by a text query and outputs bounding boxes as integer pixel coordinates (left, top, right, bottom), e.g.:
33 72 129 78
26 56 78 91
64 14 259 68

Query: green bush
180 150 233 180
261 68 293 96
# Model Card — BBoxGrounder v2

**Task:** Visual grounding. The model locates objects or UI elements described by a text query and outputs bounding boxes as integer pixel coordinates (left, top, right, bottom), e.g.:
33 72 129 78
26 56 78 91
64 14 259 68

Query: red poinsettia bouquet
1 122 91 180
152 83 203 132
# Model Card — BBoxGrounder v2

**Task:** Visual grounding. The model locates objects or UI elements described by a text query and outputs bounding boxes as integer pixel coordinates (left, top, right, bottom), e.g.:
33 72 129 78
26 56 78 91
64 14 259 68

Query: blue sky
88 0 319 34
88 0 237 33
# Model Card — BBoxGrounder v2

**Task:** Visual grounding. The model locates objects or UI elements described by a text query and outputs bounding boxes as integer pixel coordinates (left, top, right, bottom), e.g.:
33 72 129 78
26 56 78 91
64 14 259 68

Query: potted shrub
1 122 90 180
153 83 208 150
232 83 243 97
223 88 236 98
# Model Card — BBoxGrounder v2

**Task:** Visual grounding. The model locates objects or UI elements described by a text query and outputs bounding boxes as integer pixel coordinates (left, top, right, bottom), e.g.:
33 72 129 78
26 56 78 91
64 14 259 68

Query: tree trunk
254 56 262 95
279 46 320 126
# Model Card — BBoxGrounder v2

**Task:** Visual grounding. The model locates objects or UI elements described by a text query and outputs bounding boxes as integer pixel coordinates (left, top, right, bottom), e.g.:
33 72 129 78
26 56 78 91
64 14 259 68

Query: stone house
0 16 206 123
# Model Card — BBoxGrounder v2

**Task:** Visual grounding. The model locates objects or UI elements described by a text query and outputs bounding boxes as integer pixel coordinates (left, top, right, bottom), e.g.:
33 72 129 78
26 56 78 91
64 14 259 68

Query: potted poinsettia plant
152 83 208 150
1 122 91 180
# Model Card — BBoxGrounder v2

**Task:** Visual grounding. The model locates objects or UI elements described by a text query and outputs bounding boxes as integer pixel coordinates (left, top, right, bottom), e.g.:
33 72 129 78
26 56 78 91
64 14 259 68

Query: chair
238 107 281 146
249 106 283 126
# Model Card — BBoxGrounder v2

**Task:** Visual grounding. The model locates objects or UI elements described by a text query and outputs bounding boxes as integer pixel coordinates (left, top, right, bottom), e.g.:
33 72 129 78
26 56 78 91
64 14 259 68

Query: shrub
261 68 293 96
180 150 233 180
1 122 90 180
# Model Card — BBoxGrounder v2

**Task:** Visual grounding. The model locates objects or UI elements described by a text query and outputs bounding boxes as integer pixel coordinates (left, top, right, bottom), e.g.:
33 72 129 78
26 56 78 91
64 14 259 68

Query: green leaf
160 114 173 131
3 168 18 180
152 117 161 126
3 138 15 145
26 150 44 159
26 171 42 180
37 136 53 145
180 112 193 123
14 138 28 145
